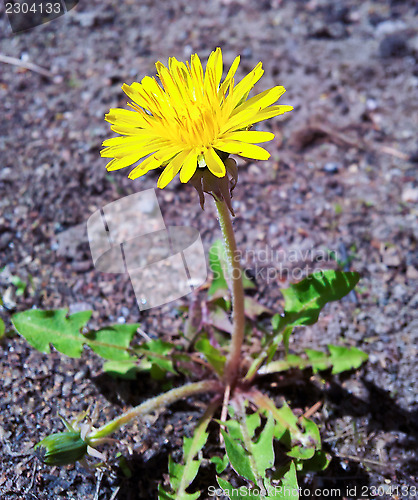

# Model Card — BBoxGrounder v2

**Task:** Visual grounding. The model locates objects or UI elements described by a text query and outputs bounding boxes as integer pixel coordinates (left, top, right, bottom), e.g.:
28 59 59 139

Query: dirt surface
0 0 417 498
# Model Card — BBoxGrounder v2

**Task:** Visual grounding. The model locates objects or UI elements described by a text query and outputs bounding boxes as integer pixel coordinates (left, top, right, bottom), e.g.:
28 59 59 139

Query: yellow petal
214 141 271 160
189 53 204 93
179 149 198 183
204 147 226 177
128 154 161 179
221 105 293 135
155 65 183 105
102 134 152 147
230 62 264 109
157 150 190 189
219 108 255 135
101 138 168 158
231 86 286 117
236 105 294 130
221 131 275 143
122 83 151 110
129 146 182 180
219 55 240 97
106 154 142 171
206 48 223 90
105 108 146 127
127 167 149 180
110 124 147 136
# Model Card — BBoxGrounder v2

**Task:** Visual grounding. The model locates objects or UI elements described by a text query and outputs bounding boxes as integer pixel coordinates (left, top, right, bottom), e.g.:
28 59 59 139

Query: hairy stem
87 380 222 442
215 200 246 386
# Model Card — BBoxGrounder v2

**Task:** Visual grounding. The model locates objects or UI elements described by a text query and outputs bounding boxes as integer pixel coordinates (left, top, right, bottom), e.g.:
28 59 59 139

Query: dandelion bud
34 431 88 466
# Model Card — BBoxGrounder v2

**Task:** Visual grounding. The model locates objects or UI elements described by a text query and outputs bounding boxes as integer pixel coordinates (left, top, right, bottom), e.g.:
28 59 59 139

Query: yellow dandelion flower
101 47 293 189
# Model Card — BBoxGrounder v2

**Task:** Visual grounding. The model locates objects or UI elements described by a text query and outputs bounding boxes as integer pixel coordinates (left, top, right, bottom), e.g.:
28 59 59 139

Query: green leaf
244 297 272 321
159 402 218 500
12 309 144 366
251 271 360 380
142 339 174 356
86 323 139 360
208 240 229 297
242 271 256 290
0 317 5 339
261 345 368 375
195 334 226 377
250 393 320 460
211 454 229 474
218 458 299 499
221 428 256 483
139 339 177 376
216 477 260 499
282 326 292 356
304 348 329 371
326 344 368 374
102 359 139 379
12 309 92 358
252 414 275 472
270 461 299 499
221 405 279 494
219 402 303 499
287 418 320 460
104 339 179 380
296 450 331 473
10 275 27 296
273 270 360 331
12 309 184 379
259 354 305 375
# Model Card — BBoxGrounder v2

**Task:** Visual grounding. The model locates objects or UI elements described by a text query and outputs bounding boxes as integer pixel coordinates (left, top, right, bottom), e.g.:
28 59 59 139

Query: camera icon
5 1 78 33
86 189 208 311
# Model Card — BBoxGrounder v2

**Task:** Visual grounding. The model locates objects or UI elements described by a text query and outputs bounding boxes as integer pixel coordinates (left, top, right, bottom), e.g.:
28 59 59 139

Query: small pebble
120 306 130 317
379 34 409 58
323 162 340 174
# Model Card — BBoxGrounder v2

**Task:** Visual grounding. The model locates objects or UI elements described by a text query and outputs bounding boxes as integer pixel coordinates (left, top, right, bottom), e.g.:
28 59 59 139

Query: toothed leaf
159 404 216 500
261 345 368 375
12 309 92 358
273 270 360 332
86 323 139 360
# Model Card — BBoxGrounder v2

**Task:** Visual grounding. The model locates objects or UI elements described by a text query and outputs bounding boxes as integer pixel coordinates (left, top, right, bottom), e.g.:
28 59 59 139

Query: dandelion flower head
101 48 293 188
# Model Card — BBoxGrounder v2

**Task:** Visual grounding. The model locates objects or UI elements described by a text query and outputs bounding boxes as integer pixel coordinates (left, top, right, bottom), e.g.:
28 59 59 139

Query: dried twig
137 326 152 342
290 119 410 161
299 400 322 422
0 53 54 78
334 452 389 468
219 384 231 445
379 145 409 161
109 486 121 500
23 458 37 495
93 470 103 500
